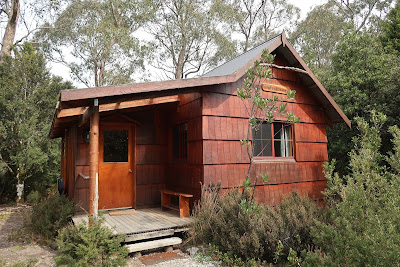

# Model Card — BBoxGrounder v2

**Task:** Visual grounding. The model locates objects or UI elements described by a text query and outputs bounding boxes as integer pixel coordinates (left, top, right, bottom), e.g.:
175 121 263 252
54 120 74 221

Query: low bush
26 190 41 204
191 185 321 264
303 112 400 266
30 192 75 242
275 191 323 256
55 217 128 266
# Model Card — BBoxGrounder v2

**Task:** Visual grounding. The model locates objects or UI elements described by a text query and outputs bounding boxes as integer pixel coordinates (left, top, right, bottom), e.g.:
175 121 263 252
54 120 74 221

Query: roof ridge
202 33 282 78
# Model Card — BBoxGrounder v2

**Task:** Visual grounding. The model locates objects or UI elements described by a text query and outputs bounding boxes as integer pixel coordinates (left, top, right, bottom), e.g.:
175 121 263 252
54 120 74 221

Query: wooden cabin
49 32 350 216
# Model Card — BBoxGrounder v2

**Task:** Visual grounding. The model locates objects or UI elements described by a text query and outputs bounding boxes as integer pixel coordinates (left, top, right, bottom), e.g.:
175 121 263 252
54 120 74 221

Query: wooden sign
262 83 289 94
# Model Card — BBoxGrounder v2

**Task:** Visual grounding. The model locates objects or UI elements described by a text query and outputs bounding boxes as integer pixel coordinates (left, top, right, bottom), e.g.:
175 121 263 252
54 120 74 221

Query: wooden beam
78 105 95 128
57 95 180 119
60 75 233 103
57 107 88 118
89 99 99 222
99 95 180 112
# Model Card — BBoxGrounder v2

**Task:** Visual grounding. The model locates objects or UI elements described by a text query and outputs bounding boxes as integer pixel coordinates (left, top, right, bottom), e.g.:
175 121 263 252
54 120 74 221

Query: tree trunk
175 43 186 79
16 171 24 204
0 0 20 61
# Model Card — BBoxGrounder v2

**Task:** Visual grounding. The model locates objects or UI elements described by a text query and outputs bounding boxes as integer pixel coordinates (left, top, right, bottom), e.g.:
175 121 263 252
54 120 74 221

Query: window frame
252 121 295 160
172 122 188 161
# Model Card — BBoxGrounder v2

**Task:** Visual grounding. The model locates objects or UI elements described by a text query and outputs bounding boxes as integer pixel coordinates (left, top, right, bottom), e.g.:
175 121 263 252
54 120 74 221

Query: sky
49 0 328 88
292 0 327 19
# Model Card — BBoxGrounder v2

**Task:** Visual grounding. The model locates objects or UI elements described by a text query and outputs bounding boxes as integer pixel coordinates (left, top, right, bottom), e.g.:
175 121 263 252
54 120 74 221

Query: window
103 129 129 162
172 123 188 160
253 122 293 158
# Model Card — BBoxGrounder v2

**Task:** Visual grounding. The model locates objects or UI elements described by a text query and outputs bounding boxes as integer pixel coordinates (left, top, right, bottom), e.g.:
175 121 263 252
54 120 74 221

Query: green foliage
325 31 400 175
274 192 322 257
56 217 128 267
39 0 158 87
30 192 75 242
0 43 73 201
191 185 321 264
306 112 400 266
380 1 400 54
237 48 298 200
287 248 301 267
149 0 236 79
290 3 347 79
211 0 299 52
26 191 41 205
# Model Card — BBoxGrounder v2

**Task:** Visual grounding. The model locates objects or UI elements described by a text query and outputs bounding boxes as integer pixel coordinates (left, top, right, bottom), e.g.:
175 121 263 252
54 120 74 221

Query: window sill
253 158 296 163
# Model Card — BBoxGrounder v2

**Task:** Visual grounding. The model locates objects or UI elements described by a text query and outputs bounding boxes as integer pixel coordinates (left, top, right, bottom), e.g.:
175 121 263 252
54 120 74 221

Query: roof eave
279 32 351 128
50 31 350 138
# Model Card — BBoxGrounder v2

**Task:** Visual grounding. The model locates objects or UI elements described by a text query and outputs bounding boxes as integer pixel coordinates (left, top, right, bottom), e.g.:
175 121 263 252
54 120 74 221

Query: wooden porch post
89 99 99 222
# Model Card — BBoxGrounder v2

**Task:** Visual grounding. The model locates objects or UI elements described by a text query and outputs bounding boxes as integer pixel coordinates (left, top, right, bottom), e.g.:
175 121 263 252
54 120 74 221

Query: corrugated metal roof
202 34 281 78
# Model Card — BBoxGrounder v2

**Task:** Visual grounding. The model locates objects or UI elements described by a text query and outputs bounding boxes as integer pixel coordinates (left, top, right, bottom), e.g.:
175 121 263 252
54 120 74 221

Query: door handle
129 169 133 173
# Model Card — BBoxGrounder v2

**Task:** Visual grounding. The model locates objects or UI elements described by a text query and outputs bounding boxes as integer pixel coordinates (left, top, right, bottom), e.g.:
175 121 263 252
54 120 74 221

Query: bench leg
165 245 173 252
161 192 171 211
179 196 190 217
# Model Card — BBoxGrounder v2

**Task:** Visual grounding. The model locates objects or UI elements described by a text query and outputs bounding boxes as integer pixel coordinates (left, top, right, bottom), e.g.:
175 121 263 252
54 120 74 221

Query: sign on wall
261 83 289 95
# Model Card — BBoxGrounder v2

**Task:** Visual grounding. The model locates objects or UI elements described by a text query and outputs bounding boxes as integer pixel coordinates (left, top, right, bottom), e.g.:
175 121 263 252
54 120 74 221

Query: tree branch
260 63 309 75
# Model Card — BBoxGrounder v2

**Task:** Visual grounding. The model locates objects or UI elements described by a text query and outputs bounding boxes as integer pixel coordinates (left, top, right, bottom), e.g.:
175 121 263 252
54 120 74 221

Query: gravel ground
127 249 220 267
0 205 57 267
0 204 218 267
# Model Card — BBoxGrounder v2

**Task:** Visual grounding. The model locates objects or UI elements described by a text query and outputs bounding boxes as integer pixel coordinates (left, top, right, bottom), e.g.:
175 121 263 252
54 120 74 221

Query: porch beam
89 99 99 222
78 104 94 127
57 107 88 118
99 95 179 112
57 95 180 119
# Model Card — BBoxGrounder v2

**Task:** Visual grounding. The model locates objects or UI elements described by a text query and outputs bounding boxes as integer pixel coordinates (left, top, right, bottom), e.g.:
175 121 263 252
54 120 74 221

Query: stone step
126 237 182 253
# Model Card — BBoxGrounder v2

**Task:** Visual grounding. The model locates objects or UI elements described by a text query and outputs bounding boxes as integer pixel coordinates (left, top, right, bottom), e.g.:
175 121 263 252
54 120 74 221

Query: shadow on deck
72 208 192 242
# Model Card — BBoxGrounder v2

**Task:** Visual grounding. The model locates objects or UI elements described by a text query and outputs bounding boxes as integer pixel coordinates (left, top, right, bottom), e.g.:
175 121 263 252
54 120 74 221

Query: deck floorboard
72 208 192 241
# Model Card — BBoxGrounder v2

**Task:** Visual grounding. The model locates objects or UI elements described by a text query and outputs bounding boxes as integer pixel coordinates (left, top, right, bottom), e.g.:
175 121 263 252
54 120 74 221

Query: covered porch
51 90 202 212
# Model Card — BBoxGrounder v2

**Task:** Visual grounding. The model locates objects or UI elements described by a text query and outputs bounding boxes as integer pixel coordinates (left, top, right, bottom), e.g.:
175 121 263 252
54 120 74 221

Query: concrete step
126 237 182 253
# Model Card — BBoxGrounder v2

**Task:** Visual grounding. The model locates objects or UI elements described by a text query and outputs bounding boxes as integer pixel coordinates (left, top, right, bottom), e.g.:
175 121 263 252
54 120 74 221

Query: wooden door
99 123 135 210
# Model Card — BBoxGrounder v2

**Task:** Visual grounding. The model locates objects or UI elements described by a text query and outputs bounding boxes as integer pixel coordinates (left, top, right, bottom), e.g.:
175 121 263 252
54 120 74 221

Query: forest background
0 0 400 201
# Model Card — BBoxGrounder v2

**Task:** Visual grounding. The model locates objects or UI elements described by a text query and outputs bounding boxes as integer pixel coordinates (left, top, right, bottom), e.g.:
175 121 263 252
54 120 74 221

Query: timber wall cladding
166 92 203 207
74 127 89 211
202 57 328 205
135 110 167 209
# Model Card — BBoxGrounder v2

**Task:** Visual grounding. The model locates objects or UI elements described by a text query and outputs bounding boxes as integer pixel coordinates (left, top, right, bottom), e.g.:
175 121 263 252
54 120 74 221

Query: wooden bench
160 190 193 218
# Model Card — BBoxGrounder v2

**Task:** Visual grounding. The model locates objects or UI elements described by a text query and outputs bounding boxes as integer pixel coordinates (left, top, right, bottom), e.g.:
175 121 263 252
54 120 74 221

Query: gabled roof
202 34 281 78
50 32 350 138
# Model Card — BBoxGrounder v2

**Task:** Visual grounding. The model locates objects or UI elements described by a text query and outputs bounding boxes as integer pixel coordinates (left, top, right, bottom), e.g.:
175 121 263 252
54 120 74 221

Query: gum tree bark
0 0 20 61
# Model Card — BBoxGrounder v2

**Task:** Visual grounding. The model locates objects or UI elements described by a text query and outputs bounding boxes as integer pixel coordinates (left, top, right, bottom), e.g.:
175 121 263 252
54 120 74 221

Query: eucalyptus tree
212 0 265 52
330 0 395 32
148 0 236 79
251 0 300 44
0 0 20 60
0 0 62 61
290 3 347 79
211 0 299 53
38 0 158 87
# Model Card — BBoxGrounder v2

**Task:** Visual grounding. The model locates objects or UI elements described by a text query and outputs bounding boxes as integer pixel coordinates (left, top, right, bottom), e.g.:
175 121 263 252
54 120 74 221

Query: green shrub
191 185 321 264
30 192 75 242
56 217 128 267
274 191 322 256
26 190 41 204
305 112 400 266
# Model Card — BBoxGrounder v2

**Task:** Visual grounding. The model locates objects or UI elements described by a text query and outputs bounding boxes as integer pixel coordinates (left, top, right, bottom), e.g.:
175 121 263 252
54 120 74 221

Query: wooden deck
72 208 192 242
